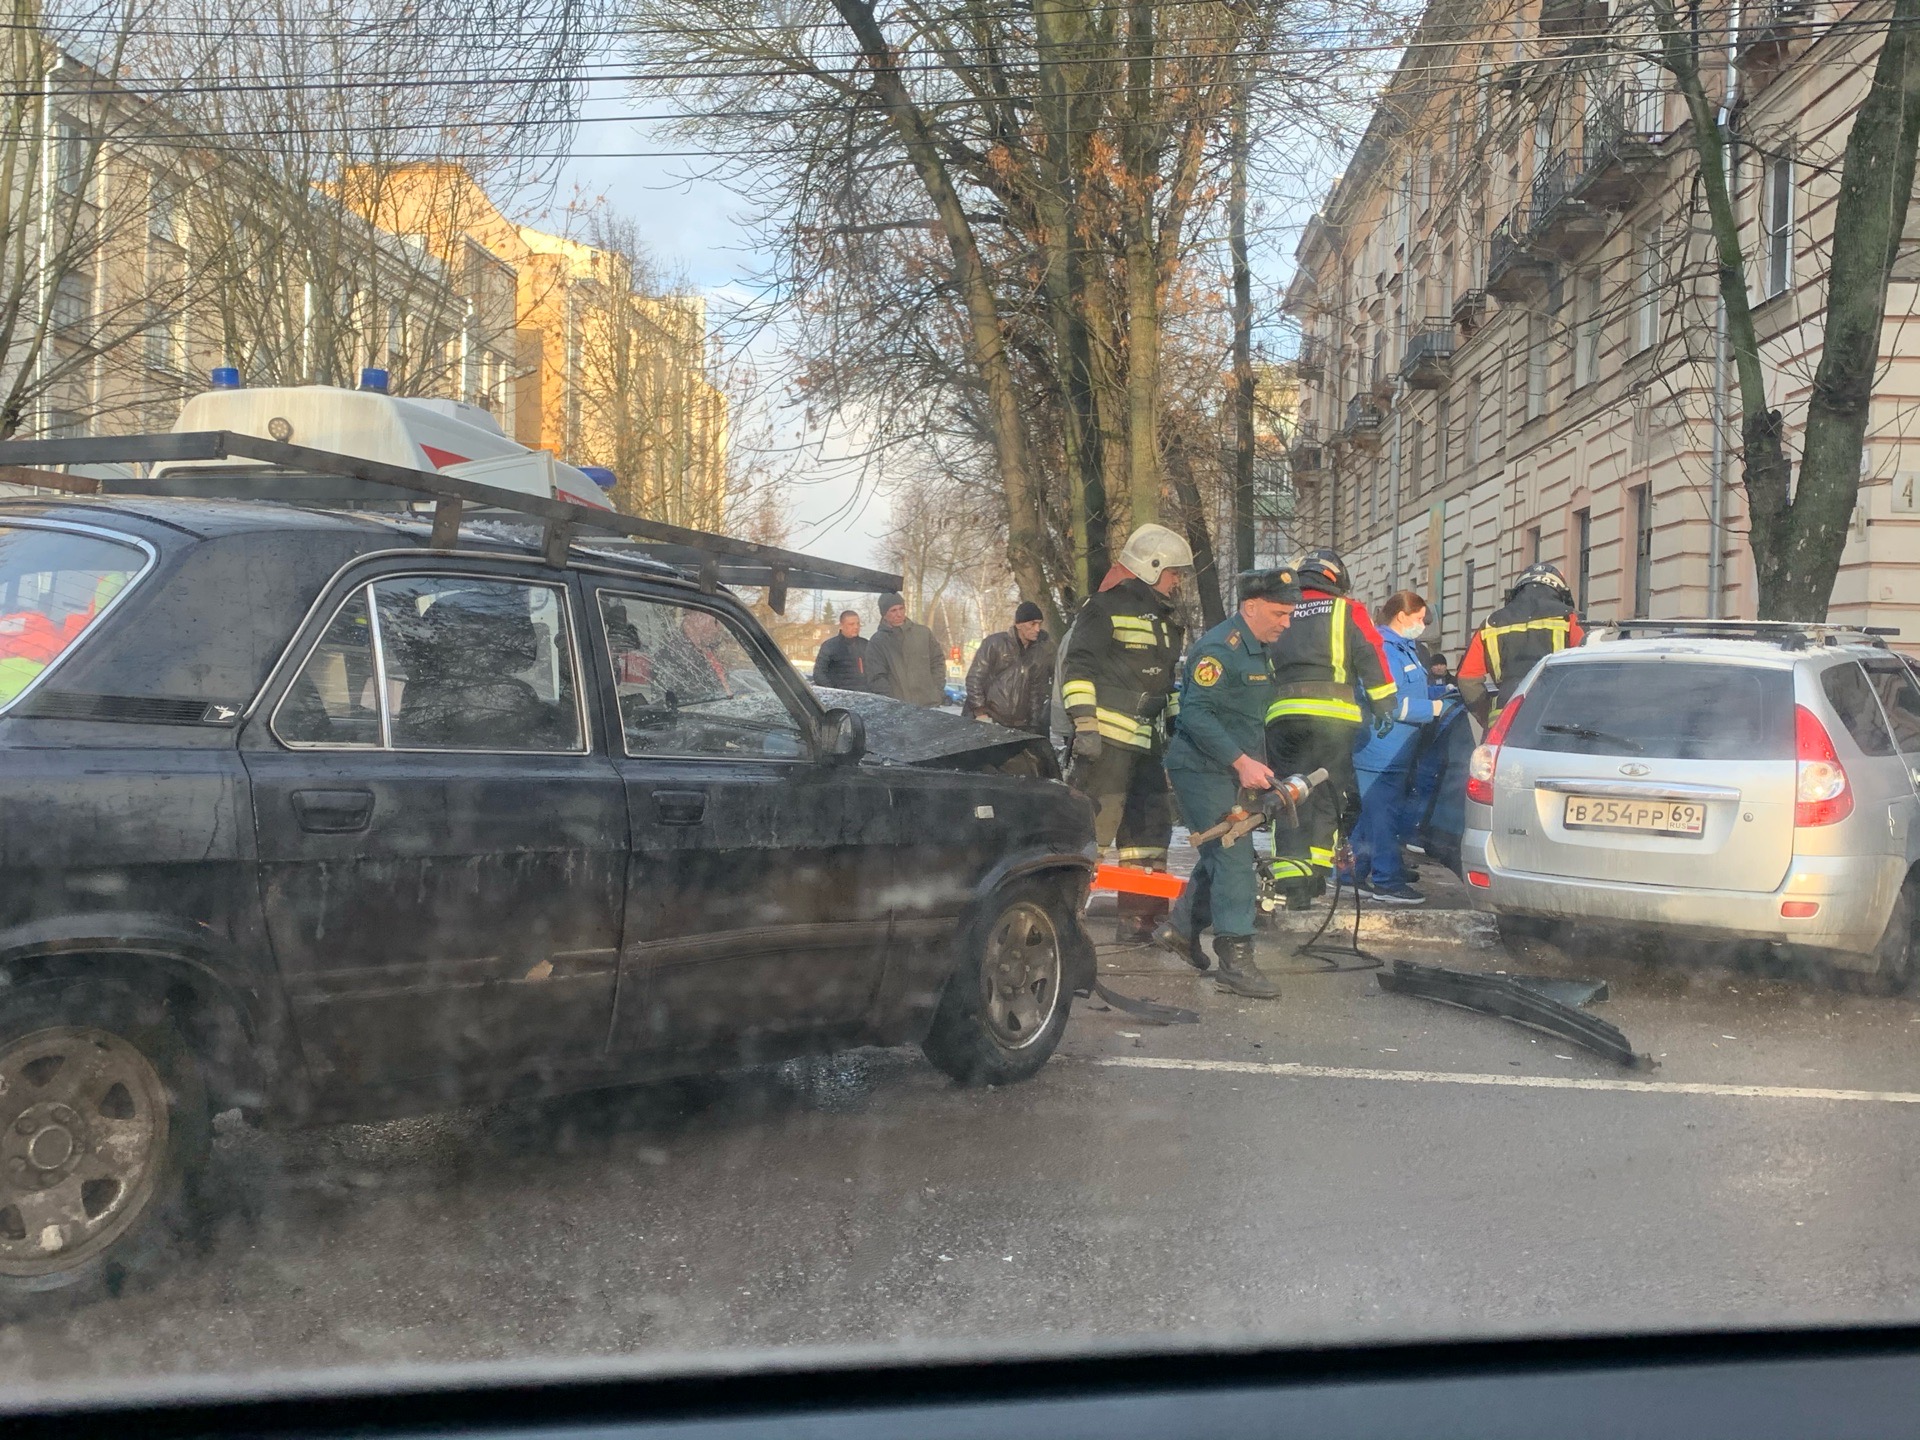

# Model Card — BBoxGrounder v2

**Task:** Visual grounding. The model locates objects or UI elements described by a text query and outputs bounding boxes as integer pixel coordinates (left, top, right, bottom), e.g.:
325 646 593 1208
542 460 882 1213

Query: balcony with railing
1345 395 1385 451
1400 322 1455 390
1289 423 1324 476
1485 209 1552 301
1451 288 1488 334
1529 150 1608 257
1738 0 1808 66
1579 86 1666 206
1539 0 1609 51
1296 335 1325 383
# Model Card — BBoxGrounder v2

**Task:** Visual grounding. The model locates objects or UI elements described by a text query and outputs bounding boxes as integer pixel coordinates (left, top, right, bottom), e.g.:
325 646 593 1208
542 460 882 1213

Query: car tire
0 977 211 1317
921 881 1073 1087
1850 878 1918 997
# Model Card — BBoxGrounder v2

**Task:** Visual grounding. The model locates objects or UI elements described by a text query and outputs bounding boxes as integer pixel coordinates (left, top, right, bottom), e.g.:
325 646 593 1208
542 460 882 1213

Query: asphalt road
4 918 1920 1399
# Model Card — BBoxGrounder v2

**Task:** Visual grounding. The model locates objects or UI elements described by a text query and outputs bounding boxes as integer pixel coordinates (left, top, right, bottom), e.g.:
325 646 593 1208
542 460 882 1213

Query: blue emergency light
209 366 241 389
359 367 390 394
579 465 618 491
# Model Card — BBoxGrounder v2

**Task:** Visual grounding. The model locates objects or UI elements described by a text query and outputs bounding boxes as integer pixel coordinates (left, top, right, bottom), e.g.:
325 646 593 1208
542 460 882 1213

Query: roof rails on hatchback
0 431 902 614
1587 618 1901 651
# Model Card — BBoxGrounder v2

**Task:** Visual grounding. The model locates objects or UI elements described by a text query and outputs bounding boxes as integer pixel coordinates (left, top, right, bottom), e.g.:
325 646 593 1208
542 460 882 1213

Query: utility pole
1230 62 1255 575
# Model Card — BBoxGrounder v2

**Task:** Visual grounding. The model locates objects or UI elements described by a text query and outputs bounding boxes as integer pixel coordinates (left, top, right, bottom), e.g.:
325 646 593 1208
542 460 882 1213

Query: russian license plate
1563 795 1707 836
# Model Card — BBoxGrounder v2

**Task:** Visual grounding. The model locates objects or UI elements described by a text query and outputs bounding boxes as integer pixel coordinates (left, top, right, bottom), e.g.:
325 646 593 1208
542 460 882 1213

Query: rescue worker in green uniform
1264 548 1398 908
1156 568 1301 999
1058 523 1191 942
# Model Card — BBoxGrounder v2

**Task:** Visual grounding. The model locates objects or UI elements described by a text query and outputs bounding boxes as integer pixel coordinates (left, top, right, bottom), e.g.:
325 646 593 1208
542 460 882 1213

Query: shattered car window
0 526 144 708
373 576 583 752
600 591 806 758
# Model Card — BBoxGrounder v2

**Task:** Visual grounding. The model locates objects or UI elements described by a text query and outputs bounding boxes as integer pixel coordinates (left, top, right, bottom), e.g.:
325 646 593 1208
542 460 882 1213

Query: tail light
1466 693 1525 805
1794 704 1853 826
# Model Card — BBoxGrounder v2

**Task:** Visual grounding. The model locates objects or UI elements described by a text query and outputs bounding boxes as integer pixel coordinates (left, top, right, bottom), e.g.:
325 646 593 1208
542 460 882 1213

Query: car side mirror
817 707 865 762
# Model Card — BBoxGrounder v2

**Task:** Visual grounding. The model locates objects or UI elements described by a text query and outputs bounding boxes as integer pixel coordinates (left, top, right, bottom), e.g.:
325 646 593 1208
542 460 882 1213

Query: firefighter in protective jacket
1059 523 1190 942
1456 562 1585 725
1263 548 1397 906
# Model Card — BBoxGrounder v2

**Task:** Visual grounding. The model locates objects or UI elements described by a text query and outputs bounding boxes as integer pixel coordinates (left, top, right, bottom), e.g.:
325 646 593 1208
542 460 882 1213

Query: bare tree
0 0 205 438
1632 0 1920 617
139 0 593 398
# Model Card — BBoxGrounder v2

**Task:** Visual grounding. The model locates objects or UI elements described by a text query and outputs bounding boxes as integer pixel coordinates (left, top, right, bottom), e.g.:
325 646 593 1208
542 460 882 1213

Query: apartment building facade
1286 0 1920 652
8 57 726 530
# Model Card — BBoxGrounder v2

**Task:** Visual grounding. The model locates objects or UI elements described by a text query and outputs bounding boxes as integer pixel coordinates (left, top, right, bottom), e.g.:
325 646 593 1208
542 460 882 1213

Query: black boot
1212 935 1280 999
1152 919 1210 970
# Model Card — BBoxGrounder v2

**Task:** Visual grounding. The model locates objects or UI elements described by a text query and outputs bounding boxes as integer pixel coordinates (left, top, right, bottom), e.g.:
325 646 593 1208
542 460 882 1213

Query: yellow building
214 159 730 527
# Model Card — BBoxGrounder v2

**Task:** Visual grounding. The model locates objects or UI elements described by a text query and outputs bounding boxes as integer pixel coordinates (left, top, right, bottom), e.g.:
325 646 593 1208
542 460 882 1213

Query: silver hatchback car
1462 620 1920 991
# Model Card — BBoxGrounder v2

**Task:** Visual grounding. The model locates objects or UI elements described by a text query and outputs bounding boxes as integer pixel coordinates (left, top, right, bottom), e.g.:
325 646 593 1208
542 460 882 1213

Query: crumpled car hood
813 687 1058 775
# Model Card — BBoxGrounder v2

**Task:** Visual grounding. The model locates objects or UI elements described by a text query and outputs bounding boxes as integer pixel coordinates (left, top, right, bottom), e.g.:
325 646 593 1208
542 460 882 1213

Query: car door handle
291 788 375 834
651 789 708 826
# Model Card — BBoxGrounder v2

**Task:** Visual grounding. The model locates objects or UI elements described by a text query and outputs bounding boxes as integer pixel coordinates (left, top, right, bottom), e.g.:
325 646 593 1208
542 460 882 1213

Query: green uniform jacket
1165 612 1277 776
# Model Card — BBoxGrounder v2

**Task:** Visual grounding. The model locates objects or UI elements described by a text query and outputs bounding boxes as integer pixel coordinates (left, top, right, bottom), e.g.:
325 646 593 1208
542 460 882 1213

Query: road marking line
1089 1054 1920 1104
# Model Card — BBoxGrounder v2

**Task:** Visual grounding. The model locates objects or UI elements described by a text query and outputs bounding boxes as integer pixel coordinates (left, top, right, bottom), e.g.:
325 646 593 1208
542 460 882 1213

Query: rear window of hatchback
1503 658 1795 761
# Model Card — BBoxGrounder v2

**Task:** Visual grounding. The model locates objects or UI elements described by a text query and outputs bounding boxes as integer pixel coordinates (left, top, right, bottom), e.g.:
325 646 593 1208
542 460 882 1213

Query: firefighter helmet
1117 524 1195 583
1295 547 1350 594
1510 561 1573 602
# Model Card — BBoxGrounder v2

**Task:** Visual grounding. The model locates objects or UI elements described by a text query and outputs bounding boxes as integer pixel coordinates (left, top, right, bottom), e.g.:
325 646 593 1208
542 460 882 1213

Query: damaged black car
0 497 1096 1309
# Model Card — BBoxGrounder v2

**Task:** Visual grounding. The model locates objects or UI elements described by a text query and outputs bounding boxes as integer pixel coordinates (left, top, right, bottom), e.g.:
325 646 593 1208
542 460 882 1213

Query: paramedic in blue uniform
1156 567 1300 1000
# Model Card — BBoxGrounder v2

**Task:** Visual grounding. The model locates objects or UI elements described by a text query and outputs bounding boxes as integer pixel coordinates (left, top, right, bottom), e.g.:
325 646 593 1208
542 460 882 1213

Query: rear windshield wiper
1538 722 1645 753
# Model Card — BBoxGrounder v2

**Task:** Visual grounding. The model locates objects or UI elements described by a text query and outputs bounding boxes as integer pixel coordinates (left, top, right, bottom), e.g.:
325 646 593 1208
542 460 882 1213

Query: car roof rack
1588 618 1901 650
0 431 902 614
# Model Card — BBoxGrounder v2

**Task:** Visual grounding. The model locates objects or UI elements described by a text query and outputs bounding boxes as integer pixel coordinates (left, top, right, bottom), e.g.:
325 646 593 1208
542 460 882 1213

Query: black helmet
1239 566 1300 604
1510 561 1573 602
1295 547 1349 594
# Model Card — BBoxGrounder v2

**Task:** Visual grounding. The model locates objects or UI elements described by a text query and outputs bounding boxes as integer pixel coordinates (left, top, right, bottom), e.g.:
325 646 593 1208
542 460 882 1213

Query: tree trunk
1121 0 1162 530
829 0 1053 615
1166 431 1224 627
1034 0 1109 602
1658 0 1920 618
1230 66 1255 575
1785 0 1920 618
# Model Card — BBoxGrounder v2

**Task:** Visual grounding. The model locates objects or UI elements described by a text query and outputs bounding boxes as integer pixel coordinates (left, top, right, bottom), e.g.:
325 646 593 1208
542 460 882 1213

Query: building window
1528 525 1543 564
1633 223 1661 354
1435 395 1450 487
1574 507 1592 611
50 268 91 334
1632 484 1654 616
1576 270 1603 388
52 118 89 199
1466 376 1482 465
1526 313 1548 420
145 311 183 372
1764 155 1794 298
1463 557 1478 646
1409 418 1425 494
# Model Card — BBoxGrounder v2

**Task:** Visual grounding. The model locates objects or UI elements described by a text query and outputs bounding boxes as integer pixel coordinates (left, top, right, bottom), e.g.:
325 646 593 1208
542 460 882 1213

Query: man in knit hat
867 592 947 706
963 600 1055 732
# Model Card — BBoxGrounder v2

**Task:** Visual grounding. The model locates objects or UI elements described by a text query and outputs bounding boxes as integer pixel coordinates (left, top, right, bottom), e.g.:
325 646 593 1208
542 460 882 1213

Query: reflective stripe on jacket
1265 592 1397 726
1457 582 1585 712
1057 577 1183 751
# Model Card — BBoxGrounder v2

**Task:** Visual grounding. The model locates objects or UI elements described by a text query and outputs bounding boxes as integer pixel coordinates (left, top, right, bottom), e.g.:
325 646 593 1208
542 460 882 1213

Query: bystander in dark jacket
867 592 947 706
813 611 870 690
963 602 1055 732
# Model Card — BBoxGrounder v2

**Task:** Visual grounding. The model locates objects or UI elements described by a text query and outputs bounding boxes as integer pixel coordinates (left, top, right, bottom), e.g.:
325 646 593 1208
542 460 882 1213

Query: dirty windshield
7 0 1920 1410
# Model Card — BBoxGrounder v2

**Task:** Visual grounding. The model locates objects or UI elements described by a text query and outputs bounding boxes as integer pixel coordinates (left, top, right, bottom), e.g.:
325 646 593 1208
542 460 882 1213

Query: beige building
8 62 726 532
1287 0 1920 652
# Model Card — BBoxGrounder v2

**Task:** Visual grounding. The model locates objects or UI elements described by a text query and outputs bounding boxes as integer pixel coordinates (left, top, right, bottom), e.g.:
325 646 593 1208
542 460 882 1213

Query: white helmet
1117 523 1194 582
